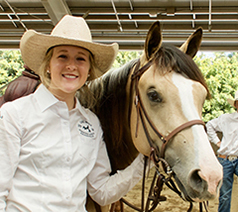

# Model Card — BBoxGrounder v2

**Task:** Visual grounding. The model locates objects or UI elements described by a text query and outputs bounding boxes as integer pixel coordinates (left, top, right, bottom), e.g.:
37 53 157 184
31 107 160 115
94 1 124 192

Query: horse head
129 21 223 201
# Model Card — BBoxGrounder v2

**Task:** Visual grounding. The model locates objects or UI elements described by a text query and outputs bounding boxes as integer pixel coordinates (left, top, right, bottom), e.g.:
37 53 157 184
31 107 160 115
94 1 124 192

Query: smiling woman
0 15 151 212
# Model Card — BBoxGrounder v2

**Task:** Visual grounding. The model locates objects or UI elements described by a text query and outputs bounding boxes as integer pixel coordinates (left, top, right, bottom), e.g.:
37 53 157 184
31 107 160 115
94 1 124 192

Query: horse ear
180 27 203 58
144 21 162 60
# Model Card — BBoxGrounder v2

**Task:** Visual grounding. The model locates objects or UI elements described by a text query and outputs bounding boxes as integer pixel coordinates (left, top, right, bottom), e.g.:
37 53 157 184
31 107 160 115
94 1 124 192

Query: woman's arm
0 103 21 211
206 117 221 145
87 136 145 206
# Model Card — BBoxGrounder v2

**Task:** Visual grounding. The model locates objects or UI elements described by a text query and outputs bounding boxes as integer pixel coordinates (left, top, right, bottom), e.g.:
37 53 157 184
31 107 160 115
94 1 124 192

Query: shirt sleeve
0 103 21 211
206 117 221 145
87 135 145 206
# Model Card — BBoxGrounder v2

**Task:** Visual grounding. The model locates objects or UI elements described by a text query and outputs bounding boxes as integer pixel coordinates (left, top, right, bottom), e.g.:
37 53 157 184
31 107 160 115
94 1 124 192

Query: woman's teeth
64 75 77 79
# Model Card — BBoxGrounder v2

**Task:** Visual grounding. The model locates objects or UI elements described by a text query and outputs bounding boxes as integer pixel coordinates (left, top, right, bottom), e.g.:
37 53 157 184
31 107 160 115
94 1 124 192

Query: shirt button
66 157 71 162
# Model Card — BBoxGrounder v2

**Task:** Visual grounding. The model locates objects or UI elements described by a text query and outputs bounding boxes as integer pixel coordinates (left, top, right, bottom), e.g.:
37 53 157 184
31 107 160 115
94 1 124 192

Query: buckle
227 155 238 161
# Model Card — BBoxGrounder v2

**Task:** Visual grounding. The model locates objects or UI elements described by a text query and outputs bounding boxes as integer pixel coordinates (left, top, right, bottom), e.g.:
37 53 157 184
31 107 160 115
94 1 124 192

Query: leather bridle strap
137 88 205 158
134 78 205 159
131 59 153 80
160 119 205 158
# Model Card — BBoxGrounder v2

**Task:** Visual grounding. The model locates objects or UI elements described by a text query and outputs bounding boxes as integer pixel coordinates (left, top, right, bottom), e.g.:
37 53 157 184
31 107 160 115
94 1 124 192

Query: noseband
131 59 205 159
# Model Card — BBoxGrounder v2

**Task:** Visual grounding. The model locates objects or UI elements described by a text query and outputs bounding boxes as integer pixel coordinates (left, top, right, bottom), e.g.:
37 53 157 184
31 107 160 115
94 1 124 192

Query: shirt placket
61 115 73 201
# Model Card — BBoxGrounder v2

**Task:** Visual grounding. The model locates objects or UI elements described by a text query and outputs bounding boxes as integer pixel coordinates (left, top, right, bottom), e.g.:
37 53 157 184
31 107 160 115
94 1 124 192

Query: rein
117 59 208 212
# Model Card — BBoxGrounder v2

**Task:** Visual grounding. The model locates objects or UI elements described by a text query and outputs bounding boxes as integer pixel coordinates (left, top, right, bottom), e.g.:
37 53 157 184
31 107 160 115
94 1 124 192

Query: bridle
131 59 205 160
113 58 208 212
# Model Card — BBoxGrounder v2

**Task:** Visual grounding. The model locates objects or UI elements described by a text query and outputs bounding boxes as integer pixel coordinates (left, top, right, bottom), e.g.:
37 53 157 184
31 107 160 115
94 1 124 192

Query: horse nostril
188 169 206 193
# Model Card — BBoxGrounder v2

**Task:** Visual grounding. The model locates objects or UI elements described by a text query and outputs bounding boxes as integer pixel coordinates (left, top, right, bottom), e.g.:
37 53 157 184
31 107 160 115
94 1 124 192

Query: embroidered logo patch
78 120 95 137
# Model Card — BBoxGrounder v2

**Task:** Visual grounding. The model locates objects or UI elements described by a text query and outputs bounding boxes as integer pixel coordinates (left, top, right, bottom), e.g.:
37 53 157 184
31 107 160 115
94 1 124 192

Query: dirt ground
122 167 238 212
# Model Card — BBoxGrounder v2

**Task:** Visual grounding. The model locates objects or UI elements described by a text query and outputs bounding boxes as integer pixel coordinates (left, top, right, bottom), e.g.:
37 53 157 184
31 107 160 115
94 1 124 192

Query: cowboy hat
227 90 238 107
20 15 119 76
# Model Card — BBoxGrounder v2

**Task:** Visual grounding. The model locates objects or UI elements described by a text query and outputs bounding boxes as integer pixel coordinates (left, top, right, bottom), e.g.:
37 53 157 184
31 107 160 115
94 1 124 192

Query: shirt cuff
212 137 220 145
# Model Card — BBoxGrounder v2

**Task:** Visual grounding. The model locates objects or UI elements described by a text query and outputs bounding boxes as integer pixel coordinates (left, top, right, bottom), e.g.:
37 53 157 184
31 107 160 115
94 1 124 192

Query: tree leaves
1 50 238 122
0 50 24 95
195 52 238 122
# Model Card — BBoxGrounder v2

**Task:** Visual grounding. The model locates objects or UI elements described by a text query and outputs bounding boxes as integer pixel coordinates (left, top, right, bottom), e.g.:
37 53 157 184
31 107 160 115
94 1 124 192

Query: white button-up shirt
206 112 238 156
0 84 144 212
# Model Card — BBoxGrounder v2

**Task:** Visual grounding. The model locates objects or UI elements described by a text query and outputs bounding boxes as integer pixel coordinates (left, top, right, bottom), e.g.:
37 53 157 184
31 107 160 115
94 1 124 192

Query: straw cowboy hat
227 90 238 107
20 15 119 77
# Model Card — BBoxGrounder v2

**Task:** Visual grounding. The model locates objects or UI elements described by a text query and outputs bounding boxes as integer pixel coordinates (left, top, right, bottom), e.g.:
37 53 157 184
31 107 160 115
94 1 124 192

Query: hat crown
51 15 92 42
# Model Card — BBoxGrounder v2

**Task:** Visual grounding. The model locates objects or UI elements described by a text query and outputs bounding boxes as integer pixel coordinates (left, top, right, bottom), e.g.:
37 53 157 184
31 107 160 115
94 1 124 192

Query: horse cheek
130 107 151 156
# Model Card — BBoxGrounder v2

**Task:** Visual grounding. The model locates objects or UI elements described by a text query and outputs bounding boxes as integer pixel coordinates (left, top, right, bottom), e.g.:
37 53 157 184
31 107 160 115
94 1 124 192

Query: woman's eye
147 90 162 103
77 57 86 61
58 54 67 59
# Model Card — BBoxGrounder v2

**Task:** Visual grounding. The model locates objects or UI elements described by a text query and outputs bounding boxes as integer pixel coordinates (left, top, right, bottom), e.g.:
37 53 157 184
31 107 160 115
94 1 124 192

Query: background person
206 91 238 212
0 65 40 107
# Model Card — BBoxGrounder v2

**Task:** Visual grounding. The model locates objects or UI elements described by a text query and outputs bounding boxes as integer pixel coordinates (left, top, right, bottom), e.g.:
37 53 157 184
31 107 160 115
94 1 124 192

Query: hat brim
20 30 119 76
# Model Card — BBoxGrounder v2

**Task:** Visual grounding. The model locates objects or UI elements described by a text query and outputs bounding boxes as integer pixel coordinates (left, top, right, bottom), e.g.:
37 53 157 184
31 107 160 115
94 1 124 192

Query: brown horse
83 21 223 211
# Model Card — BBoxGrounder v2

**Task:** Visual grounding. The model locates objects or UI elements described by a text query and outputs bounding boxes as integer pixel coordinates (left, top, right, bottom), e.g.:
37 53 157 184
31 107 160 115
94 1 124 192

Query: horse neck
94 61 139 172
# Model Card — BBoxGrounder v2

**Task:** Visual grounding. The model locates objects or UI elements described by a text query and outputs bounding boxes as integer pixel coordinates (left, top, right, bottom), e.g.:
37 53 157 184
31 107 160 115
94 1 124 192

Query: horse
83 21 223 212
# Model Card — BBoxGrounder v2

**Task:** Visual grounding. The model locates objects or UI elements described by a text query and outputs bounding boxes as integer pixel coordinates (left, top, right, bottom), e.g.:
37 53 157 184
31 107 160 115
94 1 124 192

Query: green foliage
1 49 238 123
113 51 142 68
0 50 24 95
194 52 238 122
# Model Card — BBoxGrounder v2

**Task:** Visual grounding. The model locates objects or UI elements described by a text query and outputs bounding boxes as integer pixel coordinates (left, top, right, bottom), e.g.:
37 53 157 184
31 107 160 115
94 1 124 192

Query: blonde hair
38 46 103 109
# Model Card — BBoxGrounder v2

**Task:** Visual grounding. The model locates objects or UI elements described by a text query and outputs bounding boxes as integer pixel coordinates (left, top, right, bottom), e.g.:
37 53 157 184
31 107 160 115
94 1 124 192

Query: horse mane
90 59 138 172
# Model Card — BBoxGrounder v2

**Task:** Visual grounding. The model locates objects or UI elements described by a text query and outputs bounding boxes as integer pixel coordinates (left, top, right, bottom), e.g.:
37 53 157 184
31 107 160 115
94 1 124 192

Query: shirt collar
35 84 59 112
35 84 90 120
73 97 90 120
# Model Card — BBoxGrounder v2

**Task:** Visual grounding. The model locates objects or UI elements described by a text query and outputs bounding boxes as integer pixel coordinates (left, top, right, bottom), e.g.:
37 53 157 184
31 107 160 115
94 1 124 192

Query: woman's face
48 45 90 99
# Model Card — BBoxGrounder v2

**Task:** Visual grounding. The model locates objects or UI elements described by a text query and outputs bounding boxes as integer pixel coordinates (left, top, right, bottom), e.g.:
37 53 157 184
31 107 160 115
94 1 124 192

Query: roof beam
4 0 28 30
41 0 71 25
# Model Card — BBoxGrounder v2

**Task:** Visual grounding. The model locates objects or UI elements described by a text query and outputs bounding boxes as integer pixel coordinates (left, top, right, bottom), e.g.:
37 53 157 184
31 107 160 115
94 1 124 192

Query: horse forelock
150 44 210 99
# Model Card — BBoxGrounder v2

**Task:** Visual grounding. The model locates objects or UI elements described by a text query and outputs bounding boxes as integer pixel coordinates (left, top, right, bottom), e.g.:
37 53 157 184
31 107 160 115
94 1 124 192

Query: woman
0 15 145 212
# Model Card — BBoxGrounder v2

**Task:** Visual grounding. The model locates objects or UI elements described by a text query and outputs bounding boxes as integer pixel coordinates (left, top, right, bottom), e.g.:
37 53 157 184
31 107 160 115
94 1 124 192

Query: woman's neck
48 87 76 110
58 95 76 110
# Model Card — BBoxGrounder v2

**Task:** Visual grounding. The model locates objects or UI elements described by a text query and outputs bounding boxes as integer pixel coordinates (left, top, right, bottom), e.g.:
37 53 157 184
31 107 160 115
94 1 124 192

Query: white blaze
171 72 199 120
171 72 223 196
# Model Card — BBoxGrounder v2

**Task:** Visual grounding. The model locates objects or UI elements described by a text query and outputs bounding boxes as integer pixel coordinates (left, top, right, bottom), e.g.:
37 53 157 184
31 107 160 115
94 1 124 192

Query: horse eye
147 90 162 103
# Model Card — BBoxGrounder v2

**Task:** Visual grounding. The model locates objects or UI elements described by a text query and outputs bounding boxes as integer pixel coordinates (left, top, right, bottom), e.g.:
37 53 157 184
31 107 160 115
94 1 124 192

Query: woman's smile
62 73 79 79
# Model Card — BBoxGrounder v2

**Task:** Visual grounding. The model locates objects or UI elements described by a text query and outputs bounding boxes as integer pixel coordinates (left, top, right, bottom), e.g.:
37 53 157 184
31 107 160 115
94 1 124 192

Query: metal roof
0 0 238 51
